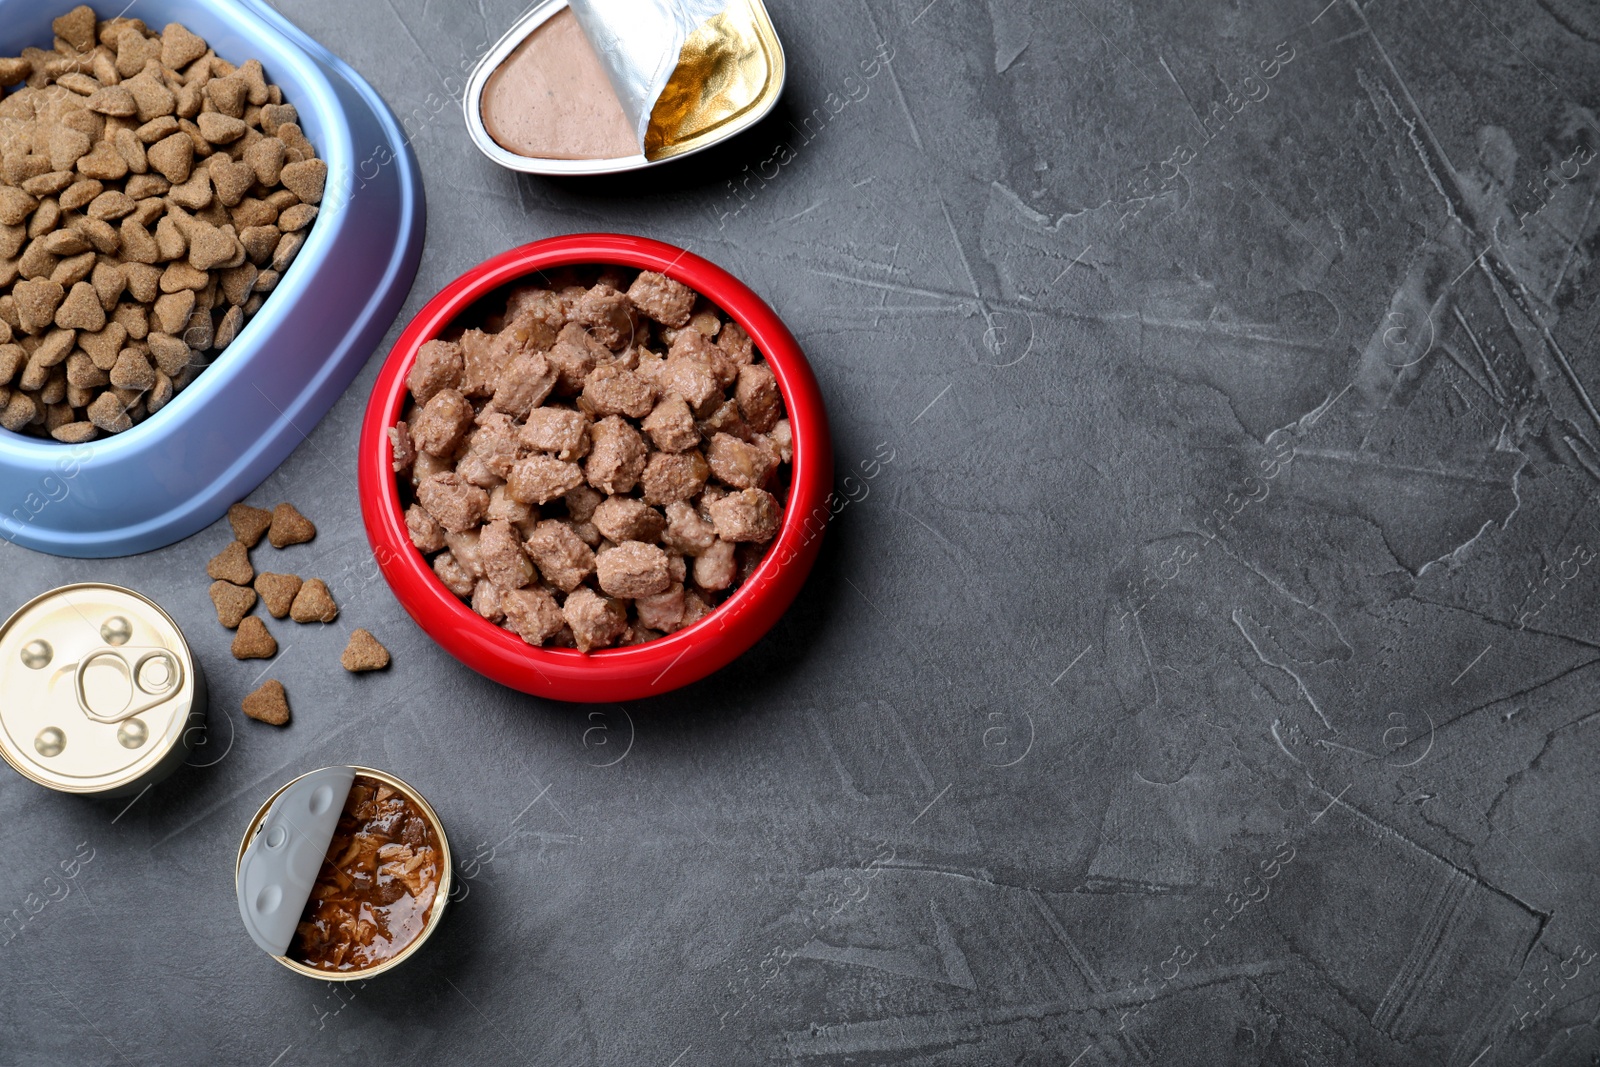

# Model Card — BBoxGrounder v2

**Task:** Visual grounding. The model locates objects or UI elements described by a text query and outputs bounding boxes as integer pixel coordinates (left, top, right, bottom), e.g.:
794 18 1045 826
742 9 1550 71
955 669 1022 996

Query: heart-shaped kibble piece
289 578 338 624
209 580 257 629
210 159 256 207
228 502 272 547
254 572 302 619
231 616 277 659
268 503 315 547
340 629 390 672
206 540 254 586
242 679 290 726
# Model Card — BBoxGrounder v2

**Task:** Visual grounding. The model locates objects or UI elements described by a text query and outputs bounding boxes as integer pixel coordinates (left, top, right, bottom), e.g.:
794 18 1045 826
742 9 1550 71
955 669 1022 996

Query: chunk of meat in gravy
405 503 446 553
506 454 585 504
735 363 781 432
693 538 737 591
519 406 590 459
584 415 647 495
546 322 607 394
411 388 474 457
417 471 488 533
640 450 709 505
626 270 694 328
663 500 716 556
488 351 558 418
478 519 534 589
706 488 781 543
523 519 596 592
407 339 463 404
595 540 670 598
641 394 699 453
573 283 636 350
562 587 627 652
582 364 656 419
635 582 686 631
706 431 777 489
501 586 564 645
592 496 665 543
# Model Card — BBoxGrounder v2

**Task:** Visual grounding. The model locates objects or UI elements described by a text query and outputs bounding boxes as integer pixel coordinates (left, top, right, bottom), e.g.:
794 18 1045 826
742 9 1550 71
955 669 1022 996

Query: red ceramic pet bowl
358 234 833 702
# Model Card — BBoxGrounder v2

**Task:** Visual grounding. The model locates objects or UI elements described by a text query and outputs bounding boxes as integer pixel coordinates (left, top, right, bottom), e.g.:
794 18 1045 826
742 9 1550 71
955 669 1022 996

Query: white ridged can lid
0 584 199 795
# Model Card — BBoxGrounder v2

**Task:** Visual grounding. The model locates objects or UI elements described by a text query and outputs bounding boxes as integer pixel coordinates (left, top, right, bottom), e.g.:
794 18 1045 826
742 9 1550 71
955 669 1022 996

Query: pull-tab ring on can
72 646 185 724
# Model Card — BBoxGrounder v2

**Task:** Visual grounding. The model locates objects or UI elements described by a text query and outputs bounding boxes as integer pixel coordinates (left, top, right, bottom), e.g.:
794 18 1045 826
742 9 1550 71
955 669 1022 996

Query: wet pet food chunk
388 266 792 650
242 679 291 726
341 629 390 672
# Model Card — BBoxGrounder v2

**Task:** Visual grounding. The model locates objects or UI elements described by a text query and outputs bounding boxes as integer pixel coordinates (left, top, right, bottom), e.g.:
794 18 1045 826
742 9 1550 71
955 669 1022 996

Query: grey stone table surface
4 0 1600 1063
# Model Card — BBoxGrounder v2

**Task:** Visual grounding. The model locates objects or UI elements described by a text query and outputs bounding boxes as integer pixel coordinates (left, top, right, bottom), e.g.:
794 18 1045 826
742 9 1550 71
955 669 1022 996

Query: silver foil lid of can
236 766 357 958
0 584 198 794
567 0 727 148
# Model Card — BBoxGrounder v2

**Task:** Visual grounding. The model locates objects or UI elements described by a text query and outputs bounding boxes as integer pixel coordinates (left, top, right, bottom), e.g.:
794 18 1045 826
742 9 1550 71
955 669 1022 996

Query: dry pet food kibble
391 266 790 652
289 576 337 623
205 539 252 585
242 678 289 725
340 628 389 672
0 8 323 441
268 502 315 547
253 570 301 618
209 578 255 628
228 501 271 547
231 614 276 659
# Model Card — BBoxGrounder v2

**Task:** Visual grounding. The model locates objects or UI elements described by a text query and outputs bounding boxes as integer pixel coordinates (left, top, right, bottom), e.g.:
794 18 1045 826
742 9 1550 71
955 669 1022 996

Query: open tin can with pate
464 0 785 175
0 583 205 797
236 766 452 980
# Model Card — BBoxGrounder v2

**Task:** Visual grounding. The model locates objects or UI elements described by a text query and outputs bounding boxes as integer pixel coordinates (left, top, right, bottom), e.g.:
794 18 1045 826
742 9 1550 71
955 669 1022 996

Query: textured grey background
4 0 1600 1063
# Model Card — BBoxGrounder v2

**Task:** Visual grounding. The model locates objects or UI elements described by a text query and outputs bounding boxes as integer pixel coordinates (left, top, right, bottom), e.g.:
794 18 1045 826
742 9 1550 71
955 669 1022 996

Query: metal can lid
0 584 197 794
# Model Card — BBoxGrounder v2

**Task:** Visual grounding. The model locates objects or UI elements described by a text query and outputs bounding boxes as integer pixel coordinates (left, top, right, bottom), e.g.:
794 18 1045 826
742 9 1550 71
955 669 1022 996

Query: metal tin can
235 766 452 980
464 0 786 176
0 583 205 797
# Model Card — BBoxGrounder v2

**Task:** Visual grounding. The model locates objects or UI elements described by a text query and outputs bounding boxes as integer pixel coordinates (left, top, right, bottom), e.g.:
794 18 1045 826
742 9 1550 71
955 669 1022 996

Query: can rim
0 583 198 795
235 765 453 981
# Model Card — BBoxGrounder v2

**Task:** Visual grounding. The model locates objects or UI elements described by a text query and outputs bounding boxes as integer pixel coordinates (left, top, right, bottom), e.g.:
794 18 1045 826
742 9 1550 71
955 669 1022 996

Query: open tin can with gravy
465 0 785 175
236 766 452 980
0 584 205 797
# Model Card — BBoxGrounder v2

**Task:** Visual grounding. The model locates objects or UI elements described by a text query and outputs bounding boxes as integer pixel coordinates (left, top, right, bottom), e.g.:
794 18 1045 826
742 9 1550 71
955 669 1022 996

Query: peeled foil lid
567 0 732 150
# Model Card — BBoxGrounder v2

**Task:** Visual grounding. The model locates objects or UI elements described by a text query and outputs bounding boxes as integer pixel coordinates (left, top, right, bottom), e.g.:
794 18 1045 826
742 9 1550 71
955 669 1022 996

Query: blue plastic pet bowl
0 0 425 557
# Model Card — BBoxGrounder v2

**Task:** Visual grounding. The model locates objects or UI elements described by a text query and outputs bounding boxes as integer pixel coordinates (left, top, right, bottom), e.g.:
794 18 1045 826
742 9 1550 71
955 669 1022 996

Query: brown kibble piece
15 278 65 335
197 112 247 145
268 502 315 547
228 502 272 546
279 158 326 205
289 578 338 623
340 629 390 672
161 23 209 70
53 6 98 53
54 281 105 332
231 615 277 659
209 579 257 629
146 132 193 183
241 679 290 726
206 540 254 585
254 572 303 618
